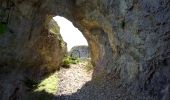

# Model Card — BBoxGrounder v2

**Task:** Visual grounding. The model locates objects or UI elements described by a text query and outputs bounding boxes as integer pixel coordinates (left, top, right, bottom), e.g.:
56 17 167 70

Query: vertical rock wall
0 1 66 99
58 0 170 98
0 0 66 74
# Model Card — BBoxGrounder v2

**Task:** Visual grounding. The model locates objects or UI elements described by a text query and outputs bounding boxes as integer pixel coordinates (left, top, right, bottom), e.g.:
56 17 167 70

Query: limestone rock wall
57 0 170 99
0 0 170 99
0 0 66 73
69 45 90 59
0 1 67 99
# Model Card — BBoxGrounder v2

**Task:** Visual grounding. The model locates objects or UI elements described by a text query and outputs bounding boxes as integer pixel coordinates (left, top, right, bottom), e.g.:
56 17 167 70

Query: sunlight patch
34 72 58 94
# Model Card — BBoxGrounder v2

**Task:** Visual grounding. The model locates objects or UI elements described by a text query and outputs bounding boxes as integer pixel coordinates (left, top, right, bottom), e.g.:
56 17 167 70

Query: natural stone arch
49 0 116 77
0 0 170 99
32 0 170 99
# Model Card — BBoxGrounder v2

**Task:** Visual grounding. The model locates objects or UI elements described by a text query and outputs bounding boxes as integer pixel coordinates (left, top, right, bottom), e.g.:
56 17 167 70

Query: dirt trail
56 62 93 96
55 62 136 100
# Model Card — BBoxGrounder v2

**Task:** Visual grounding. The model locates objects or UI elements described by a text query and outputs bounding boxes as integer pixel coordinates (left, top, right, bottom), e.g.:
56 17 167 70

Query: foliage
61 56 80 68
24 72 58 100
59 39 66 48
0 23 7 35
34 72 58 94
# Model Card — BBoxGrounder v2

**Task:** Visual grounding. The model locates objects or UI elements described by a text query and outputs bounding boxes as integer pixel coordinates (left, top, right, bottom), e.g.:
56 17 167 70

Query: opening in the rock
49 16 93 96
53 16 88 51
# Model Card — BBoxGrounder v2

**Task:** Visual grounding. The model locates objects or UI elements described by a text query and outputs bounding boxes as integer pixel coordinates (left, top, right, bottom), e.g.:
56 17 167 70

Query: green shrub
0 23 7 35
69 56 80 64
34 72 58 94
61 56 80 68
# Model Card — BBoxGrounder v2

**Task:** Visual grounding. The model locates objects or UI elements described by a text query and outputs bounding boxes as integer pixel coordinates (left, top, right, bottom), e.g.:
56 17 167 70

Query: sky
53 16 88 51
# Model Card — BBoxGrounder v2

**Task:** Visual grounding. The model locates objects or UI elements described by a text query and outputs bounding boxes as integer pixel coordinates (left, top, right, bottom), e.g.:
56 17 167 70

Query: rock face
0 1 66 73
0 1 66 99
0 0 170 100
69 45 89 59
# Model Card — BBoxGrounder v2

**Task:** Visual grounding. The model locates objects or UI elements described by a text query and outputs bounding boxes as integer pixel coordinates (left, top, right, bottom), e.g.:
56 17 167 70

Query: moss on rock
0 23 7 35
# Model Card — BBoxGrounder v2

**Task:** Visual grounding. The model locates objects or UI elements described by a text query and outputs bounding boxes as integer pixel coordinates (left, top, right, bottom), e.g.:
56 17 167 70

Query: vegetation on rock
23 72 59 100
61 56 80 68
0 23 7 35
34 72 58 94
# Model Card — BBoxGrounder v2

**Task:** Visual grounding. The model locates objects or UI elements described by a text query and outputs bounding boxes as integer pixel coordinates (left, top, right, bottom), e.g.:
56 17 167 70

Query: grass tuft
34 72 58 94
61 56 80 68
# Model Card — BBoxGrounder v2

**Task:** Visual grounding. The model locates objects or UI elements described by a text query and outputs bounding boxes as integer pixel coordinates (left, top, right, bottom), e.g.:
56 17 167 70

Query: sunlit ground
34 72 59 94
53 16 88 51
23 72 58 100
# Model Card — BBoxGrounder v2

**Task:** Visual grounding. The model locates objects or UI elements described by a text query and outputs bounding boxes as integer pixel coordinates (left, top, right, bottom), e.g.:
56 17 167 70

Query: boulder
69 45 89 59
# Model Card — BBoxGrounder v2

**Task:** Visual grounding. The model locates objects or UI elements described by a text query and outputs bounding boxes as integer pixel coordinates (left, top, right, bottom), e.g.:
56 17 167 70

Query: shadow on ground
0 67 152 100
30 73 136 100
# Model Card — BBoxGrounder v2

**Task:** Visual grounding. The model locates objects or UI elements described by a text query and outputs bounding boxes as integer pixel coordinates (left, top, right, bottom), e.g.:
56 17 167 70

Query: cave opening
47 16 93 95
53 16 88 52
30 15 94 97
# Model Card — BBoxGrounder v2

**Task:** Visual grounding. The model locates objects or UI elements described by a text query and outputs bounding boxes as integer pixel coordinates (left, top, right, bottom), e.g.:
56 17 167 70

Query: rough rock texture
60 0 170 99
0 0 66 73
0 0 170 100
0 1 66 99
69 45 90 59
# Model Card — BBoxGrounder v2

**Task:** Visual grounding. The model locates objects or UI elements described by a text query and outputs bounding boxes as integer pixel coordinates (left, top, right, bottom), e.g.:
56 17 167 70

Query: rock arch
0 0 170 99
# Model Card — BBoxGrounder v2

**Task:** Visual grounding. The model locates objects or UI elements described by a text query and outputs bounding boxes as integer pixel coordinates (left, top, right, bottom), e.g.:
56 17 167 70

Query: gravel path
56 62 92 96
55 62 136 100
